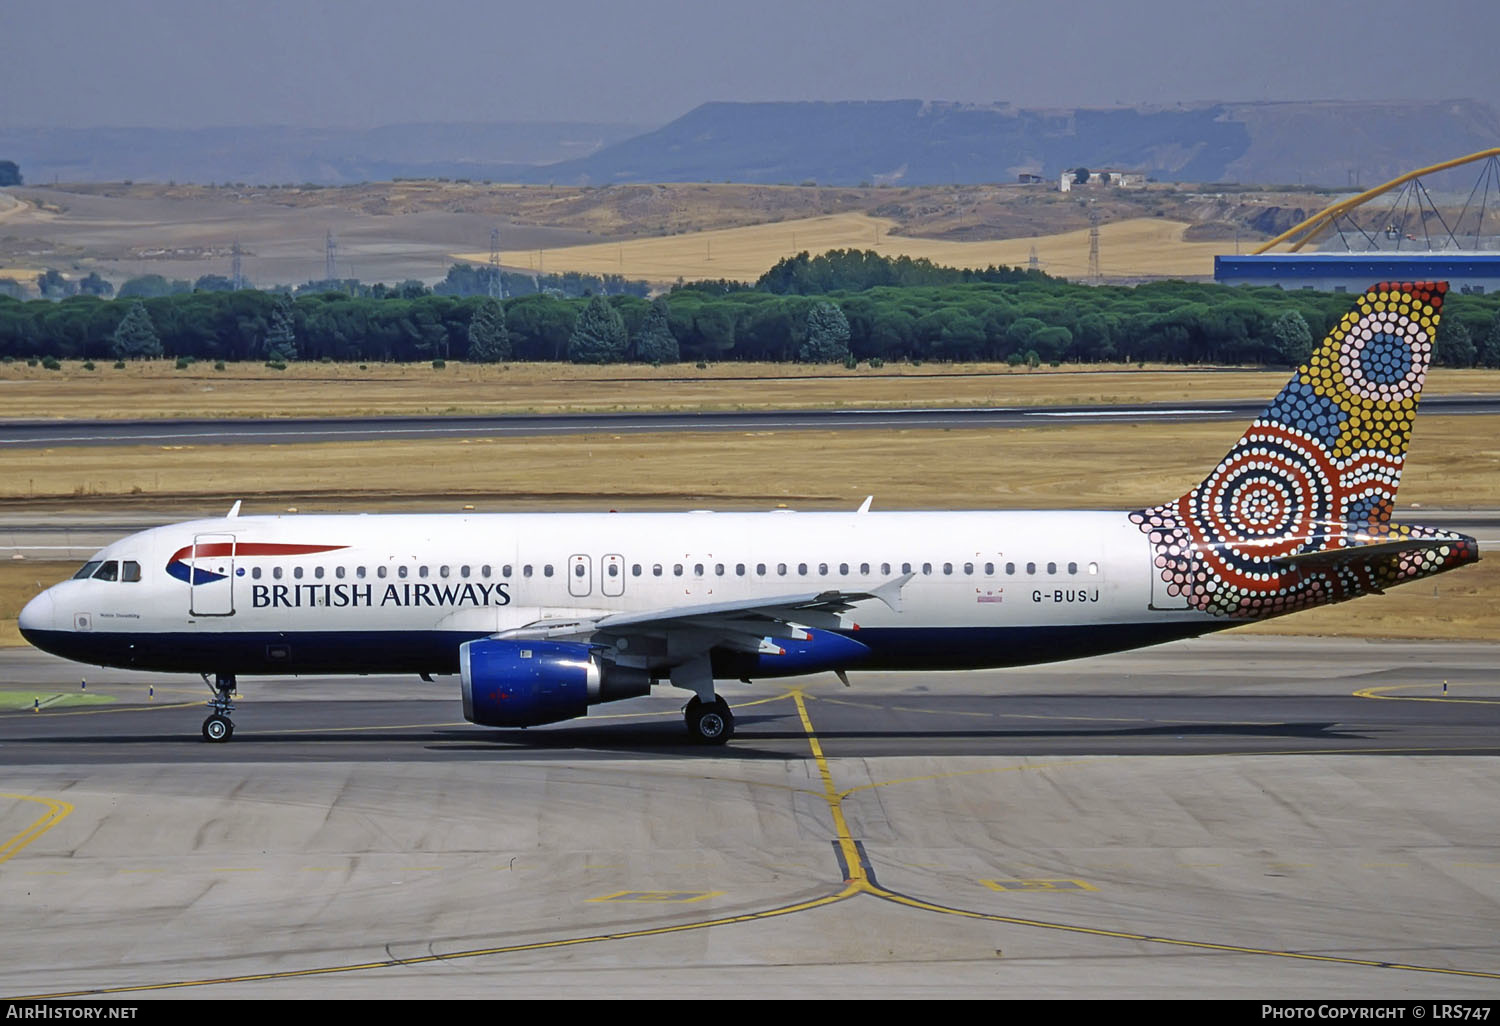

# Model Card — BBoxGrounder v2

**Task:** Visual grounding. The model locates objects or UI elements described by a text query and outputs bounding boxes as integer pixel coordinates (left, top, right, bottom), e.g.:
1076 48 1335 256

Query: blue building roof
1216 253 1500 281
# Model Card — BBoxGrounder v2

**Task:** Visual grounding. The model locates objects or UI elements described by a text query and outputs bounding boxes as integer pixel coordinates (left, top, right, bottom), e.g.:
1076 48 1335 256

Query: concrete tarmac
0 636 1497 999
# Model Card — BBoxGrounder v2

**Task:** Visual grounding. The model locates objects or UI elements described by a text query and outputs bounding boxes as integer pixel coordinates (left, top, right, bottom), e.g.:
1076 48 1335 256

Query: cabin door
190 533 236 617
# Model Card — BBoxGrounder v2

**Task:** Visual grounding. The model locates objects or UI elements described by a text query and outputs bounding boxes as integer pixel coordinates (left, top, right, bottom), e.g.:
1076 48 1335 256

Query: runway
1 636 1497 998
2 393 1498 448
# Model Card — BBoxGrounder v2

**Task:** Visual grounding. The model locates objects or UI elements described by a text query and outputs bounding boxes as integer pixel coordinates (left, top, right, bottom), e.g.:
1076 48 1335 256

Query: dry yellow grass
7 359 1500 422
455 214 1230 284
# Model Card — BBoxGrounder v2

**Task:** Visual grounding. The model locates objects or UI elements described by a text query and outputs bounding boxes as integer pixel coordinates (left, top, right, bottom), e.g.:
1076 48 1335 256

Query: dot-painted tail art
1132 281 1479 619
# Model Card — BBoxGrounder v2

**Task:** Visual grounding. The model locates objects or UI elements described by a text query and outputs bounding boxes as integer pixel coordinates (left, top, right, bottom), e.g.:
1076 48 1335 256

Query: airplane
17 280 1479 745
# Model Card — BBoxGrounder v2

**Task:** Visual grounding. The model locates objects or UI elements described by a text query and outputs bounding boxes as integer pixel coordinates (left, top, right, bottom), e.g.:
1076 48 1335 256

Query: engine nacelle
459 638 650 727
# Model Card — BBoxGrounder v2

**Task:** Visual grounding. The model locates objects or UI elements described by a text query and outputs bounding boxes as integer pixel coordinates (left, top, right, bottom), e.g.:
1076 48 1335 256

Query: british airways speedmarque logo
165 543 348 585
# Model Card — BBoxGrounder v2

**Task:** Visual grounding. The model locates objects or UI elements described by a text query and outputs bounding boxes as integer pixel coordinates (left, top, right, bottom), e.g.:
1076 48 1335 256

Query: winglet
226 500 242 519
857 496 873 514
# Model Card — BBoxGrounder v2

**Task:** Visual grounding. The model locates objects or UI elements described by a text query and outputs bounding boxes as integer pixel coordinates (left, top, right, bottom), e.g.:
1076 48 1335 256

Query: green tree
36 269 76 299
1434 319 1476 368
632 296 678 363
263 295 298 362
567 295 628 363
465 297 510 362
799 300 850 363
1270 309 1314 366
77 272 114 298
1477 313 1500 369
193 274 236 293
110 301 163 360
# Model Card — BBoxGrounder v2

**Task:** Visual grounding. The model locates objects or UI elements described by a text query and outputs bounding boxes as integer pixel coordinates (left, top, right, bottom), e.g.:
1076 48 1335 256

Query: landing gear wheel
200 672 238 742
684 695 734 745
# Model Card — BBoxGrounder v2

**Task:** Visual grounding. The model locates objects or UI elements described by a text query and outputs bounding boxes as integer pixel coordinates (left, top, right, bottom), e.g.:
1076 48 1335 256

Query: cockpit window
73 561 103 580
92 561 119 582
121 561 141 582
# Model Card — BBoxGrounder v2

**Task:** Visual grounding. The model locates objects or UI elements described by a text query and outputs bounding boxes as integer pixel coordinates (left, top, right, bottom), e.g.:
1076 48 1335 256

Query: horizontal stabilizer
1268 537 1465 572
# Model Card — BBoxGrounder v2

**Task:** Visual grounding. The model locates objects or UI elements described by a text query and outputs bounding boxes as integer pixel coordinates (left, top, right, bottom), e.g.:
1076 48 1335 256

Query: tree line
2 250 1499 367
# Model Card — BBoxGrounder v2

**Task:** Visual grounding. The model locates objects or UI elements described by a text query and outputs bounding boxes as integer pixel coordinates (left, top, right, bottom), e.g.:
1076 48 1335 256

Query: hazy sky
5 0 1499 129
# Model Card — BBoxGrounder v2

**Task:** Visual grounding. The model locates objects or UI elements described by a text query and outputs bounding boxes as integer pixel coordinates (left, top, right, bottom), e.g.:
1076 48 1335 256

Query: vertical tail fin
1132 281 1477 618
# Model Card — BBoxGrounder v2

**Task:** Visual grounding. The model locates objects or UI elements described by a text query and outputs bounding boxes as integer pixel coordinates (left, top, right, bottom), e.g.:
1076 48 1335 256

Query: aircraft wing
495 573 915 656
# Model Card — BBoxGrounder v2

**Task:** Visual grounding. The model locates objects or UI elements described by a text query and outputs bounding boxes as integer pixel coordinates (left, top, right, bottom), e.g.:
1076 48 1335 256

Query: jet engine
459 638 650 727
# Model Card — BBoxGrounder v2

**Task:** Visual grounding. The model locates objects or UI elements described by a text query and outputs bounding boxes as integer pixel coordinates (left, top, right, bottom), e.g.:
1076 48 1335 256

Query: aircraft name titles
250 582 512 609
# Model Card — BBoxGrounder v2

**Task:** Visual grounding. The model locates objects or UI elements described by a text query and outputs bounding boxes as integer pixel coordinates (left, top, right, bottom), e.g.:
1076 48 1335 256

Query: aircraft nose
18 589 55 640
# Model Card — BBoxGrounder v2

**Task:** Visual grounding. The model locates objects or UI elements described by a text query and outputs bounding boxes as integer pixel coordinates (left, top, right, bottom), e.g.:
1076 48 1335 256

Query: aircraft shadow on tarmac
2 710 1385 759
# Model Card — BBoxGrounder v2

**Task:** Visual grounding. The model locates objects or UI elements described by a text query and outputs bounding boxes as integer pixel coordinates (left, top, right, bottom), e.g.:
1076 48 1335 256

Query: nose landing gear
200 673 237 742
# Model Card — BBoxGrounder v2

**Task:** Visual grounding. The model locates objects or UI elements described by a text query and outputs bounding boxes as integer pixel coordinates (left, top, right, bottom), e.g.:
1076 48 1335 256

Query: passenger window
377 566 387 579
902 562 912 574
798 563 808 575
419 566 429 579
1026 562 1036 575
607 564 619 578
777 563 787 576
1047 562 1057 575
482 565 492 578
943 563 953 575
735 564 745 576
93 561 119 581
819 563 829 576
715 563 725 576
335 566 346 579
460 565 470 578
1088 562 1099 575
574 564 586 577
1068 562 1078 575
839 563 849 575
357 566 366 579
314 566 325 580
984 562 994 575
756 563 767 576
274 566 285 580
294 566 305 580
964 562 974 575
502 565 512 578
121 561 141 583
544 565 554 578
440 565 451 579
922 563 932 575
653 564 663 577
252 566 263 580
523 565 533 578
673 564 683 576
1006 562 1015 575
398 566 409 579
73 561 103 580
881 562 891 575
694 563 704 577
631 564 641 576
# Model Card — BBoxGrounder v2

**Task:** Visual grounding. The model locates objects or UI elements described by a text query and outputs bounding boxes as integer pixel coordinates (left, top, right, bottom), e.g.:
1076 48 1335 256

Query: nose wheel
200 672 238 743
684 695 734 744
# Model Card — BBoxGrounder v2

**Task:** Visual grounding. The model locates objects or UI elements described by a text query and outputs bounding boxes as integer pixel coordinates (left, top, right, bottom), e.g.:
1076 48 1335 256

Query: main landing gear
200 672 237 742
683 694 734 745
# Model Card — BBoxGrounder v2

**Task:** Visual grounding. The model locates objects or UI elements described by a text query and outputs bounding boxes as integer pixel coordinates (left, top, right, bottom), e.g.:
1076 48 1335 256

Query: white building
1059 169 1146 192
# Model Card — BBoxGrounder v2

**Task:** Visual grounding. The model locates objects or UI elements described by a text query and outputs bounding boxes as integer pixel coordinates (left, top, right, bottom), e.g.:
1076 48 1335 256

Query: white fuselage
19 509 1216 679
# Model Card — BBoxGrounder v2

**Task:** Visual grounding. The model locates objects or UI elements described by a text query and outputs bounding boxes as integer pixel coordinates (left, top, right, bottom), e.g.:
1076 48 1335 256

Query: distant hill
509 99 1500 189
0 122 643 186
4 100 1495 188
